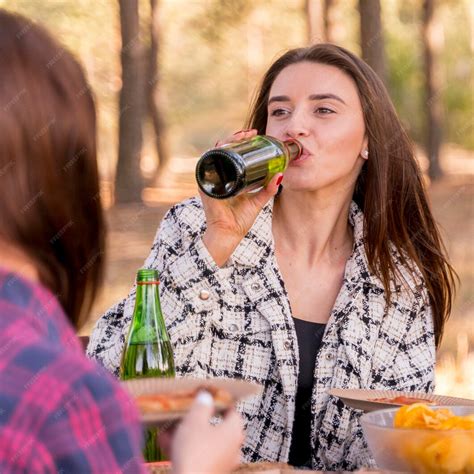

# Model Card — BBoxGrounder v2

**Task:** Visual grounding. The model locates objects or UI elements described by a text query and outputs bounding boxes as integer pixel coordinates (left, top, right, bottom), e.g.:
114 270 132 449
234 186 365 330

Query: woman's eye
315 107 335 115
269 108 289 117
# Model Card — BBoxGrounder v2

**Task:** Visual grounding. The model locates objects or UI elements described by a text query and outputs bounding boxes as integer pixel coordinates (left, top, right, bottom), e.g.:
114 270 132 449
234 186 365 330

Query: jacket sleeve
87 198 230 376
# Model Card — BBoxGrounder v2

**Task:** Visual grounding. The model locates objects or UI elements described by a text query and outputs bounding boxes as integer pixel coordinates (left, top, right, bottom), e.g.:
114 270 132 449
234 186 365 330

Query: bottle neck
134 282 162 327
129 281 170 346
283 139 302 161
133 269 162 329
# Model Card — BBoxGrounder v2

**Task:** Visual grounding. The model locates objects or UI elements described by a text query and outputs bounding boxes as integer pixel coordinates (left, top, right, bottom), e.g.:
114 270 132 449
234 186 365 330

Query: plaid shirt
0 268 146 473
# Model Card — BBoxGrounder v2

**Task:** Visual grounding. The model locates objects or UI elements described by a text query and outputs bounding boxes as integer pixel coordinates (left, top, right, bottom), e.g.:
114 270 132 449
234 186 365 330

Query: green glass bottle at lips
196 135 302 199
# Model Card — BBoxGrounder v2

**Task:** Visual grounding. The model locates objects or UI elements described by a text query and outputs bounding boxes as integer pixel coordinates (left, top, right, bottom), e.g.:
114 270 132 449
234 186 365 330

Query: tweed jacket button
325 352 334 361
284 340 291 350
199 289 210 300
251 282 261 291
228 323 239 332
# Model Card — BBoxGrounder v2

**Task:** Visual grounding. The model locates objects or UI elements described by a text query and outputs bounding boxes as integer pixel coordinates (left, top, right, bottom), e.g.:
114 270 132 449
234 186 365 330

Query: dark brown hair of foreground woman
247 44 457 347
0 10 105 327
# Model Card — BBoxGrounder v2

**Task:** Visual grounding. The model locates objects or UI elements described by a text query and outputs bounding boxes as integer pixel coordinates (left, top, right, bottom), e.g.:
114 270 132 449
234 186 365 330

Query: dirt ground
82 146 474 397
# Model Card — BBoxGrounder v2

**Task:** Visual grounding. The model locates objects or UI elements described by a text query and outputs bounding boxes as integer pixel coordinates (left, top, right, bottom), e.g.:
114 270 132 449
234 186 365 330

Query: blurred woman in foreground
0 9 242 473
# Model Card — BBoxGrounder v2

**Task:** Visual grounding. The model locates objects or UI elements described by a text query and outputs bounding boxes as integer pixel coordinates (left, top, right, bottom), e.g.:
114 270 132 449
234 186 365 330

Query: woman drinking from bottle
88 44 457 470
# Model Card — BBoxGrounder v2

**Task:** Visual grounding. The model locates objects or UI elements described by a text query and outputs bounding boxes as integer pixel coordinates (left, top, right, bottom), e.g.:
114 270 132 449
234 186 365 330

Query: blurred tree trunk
358 0 387 84
305 0 336 43
422 0 443 180
324 0 337 43
116 0 144 203
147 0 170 186
305 0 324 43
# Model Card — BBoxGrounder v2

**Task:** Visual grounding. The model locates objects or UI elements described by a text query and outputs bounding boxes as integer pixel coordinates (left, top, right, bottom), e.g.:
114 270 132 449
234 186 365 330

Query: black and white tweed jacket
87 197 435 471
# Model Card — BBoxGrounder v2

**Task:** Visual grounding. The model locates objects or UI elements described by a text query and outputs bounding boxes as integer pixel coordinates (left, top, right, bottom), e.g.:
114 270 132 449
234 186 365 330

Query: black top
288 318 326 468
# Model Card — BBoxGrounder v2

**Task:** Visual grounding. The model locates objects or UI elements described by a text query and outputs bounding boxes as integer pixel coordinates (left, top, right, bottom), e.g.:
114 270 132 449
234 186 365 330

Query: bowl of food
360 404 474 473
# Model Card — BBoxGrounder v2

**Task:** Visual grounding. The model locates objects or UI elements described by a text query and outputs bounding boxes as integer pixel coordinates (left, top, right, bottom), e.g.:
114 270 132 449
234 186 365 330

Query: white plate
329 388 474 412
122 377 263 427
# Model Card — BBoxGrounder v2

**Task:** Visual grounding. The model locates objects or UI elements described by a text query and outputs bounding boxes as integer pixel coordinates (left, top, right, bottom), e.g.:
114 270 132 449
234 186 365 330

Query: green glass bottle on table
120 268 175 462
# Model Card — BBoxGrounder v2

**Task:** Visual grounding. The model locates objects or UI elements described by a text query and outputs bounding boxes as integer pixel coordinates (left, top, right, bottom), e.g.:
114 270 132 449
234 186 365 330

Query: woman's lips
290 148 311 165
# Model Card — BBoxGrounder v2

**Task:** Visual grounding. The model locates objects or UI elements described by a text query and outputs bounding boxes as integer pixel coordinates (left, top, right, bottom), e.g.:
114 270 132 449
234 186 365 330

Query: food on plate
136 386 233 414
372 395 433 405
394 404 474 474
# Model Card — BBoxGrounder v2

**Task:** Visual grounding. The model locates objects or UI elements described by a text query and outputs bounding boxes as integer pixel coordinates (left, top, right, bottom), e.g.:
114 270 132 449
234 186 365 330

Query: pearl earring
362 149 369 158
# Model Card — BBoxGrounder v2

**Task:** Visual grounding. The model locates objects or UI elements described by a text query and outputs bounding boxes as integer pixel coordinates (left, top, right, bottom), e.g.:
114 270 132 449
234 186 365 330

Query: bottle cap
136 268 160 284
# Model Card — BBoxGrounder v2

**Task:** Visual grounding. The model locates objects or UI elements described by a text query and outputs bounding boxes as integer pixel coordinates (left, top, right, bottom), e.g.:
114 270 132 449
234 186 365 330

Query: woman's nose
285 111 310 139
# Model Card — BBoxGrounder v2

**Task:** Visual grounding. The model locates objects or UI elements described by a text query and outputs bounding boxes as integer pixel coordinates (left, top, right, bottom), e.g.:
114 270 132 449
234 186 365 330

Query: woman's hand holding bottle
201 129 283 267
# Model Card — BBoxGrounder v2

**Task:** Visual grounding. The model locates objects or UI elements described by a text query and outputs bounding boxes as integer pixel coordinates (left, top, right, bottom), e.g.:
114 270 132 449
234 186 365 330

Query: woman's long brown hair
0 10 105 328
247 43 457 347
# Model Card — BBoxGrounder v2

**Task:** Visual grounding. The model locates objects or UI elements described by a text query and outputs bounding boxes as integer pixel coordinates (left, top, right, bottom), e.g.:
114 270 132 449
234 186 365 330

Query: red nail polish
276 175 283 186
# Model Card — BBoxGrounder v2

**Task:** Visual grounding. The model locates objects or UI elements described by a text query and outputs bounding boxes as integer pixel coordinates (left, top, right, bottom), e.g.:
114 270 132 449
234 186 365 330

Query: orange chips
393 404 474 474
394 403 474 430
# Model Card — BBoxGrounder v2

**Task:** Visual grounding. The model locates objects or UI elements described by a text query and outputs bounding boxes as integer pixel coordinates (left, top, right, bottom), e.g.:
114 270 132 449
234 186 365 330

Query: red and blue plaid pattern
0 268 146 473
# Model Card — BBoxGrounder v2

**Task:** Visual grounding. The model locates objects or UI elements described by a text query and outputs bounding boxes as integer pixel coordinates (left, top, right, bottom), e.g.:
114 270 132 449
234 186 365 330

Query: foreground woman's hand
201 129 283 267
169 391 244 474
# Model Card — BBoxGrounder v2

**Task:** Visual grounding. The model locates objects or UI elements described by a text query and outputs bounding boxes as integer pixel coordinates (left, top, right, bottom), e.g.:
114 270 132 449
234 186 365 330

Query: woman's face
265 61 367 194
